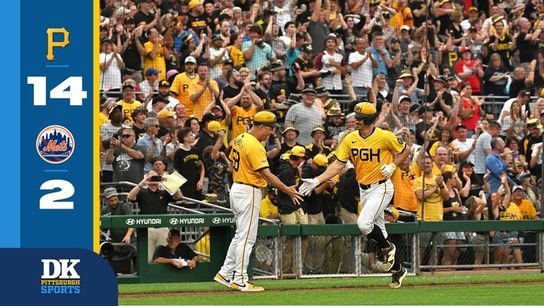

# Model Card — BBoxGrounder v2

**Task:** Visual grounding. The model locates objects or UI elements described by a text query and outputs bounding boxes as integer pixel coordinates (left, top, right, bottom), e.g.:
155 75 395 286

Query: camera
100 241 114 258
150 175 163 182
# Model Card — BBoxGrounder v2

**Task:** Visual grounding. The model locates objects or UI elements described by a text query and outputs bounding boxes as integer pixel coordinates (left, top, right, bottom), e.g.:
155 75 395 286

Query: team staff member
214 111 302 292
299 102 410 289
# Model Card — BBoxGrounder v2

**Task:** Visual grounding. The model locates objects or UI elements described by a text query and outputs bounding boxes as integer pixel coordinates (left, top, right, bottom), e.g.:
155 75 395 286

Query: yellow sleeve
413 176 423 191
211 80 219 93
144 41 153 56
429 142 438 158
170 76 180 95
384 130 407 154
334 134 352 163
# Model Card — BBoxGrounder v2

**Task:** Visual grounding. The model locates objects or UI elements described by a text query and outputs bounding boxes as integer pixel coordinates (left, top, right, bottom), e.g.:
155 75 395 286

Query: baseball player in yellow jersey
299 102 410 289
214 111 302 292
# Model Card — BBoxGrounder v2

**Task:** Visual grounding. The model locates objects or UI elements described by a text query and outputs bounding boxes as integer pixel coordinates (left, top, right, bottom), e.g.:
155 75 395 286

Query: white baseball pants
357 180 394 239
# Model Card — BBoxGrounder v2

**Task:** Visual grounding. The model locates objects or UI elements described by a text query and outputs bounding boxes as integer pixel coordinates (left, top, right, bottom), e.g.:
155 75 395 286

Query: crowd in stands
100 0 544 269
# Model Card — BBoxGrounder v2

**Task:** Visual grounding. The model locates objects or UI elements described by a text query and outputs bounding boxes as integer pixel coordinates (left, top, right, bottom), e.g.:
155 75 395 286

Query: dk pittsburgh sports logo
36 125 75 164
40 259 81 294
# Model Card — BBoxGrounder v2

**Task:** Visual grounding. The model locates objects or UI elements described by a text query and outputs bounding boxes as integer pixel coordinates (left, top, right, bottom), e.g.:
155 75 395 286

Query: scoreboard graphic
2 1 117 304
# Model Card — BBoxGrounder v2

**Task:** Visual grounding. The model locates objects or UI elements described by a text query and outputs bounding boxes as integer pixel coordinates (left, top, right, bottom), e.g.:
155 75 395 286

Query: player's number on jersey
231 148 240 172
39 179 75 210
27 76 87 106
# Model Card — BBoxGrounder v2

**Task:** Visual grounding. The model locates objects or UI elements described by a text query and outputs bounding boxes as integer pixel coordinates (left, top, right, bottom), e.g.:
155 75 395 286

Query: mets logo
36 125 75 164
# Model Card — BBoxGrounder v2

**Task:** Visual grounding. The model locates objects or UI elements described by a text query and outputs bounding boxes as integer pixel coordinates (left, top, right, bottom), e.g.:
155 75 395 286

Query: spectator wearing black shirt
128 170 182 262
174 127 205 200
195 113 219 153
293 43 320 87
516 17 542 64
153 229 198 269
120 17 146 83
134 0 159 31
187 0 208 35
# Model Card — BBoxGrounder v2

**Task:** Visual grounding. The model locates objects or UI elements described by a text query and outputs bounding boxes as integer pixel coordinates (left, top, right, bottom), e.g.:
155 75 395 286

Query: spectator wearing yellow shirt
227 83 264 141
390 155 417 220
414 156 449 265
99 98 117 127
228 33 245 70
511 186 539 219
188 63 220 120
116 83 143 123
260 187 280 223
170 56 199 116
143 28 167 80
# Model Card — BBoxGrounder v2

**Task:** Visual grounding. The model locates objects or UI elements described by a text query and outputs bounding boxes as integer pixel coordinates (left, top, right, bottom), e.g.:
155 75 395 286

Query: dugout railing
99 214 544 284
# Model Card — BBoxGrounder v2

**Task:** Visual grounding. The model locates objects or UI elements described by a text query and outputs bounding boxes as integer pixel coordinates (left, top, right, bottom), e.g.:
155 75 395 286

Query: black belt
359 179 387 190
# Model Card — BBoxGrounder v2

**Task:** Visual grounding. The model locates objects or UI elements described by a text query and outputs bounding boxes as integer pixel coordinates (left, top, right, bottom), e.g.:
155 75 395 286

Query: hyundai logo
169 218 179 225
212 217 221 224
125 218 135 226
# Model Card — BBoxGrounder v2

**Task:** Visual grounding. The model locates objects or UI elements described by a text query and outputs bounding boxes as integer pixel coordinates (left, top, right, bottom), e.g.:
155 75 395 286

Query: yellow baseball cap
354 102 377 119
313 153 328 167
385 206 400 220
157 109 176 120
207 120 222 132
290 145 306 158
253 111 279 127
527 118 543 129
188 0 202 10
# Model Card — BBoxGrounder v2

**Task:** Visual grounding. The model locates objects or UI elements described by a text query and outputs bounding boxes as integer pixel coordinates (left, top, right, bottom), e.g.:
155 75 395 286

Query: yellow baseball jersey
116 100 143 123
500 203 522 220
170 72 199 116
143 42 166 80
230 105 258 141
230 132 269 188
414 175 443 221
335 128 406 185
390 164 418 212
259 196 279 222
187 79 219 120
98 112 109 127
513 199 538 220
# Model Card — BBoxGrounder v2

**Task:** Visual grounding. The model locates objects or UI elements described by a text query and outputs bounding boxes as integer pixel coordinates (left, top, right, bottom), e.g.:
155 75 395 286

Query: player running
214 111 302 292
299 102 409 288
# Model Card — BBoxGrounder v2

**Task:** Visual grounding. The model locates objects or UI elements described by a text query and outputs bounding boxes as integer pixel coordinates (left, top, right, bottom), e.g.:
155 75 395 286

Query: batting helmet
354 102 378 125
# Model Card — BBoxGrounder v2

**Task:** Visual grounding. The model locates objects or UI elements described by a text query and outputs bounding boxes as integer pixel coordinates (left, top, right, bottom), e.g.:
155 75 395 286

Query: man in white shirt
349 37 377 99
319 35 345 93
452 124 476 165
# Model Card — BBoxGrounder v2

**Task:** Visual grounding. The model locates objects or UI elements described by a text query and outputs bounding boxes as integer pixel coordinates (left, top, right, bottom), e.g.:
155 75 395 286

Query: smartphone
150 175 162 182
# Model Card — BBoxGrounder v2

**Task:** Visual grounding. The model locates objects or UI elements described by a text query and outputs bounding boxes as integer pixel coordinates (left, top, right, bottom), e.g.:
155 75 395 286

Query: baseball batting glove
298 178 320 196
380 163 396 178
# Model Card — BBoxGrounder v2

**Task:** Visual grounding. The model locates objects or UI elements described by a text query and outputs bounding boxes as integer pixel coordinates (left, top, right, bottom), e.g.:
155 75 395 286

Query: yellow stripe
93 0 100 254
240 187 255 284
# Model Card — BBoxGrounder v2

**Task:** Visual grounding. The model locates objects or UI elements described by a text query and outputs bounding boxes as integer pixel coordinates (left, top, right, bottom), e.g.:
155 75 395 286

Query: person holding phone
128 170 183 262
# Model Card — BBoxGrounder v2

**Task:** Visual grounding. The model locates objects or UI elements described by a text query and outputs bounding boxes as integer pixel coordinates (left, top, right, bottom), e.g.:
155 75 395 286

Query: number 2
40 179 75 209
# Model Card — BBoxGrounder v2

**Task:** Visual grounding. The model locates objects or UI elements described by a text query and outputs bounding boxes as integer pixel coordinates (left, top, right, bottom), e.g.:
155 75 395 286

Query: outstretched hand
298 178 320 196
286 185 303 205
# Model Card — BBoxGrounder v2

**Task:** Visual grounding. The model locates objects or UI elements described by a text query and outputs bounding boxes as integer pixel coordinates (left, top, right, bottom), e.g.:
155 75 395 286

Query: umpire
299 102 410 289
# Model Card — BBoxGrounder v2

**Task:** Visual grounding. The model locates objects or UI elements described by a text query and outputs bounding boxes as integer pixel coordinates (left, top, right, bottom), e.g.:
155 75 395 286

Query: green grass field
118 273 544 305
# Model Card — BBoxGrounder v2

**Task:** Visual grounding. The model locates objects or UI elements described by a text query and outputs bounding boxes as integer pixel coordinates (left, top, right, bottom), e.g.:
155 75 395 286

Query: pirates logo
36 125 75 164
